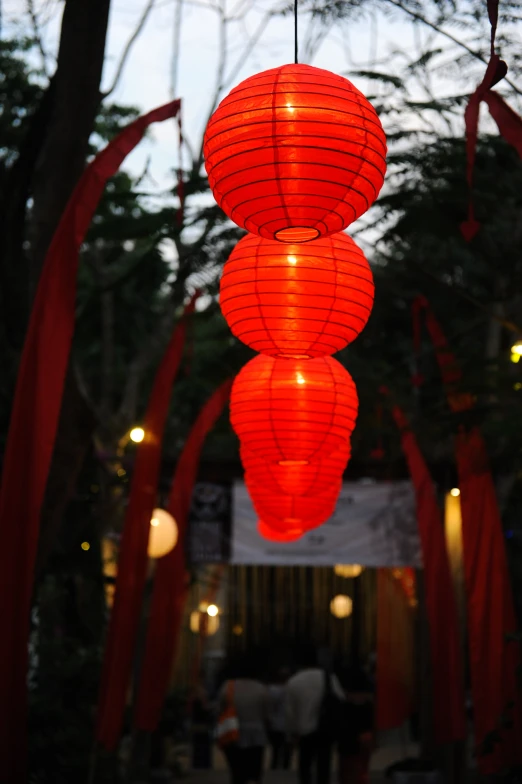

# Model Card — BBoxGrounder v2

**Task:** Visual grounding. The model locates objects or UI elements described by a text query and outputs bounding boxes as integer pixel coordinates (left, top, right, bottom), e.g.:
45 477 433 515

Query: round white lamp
148 508 178 559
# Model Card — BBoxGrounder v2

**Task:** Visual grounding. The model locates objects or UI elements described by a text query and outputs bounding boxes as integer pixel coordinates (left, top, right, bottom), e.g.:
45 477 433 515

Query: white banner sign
231 480 421 567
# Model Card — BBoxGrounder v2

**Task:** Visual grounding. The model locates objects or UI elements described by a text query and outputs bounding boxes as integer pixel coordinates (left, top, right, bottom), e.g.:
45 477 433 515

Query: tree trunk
36 364 97 574
30 0 111 286
27 0 112 568
0 79 55 353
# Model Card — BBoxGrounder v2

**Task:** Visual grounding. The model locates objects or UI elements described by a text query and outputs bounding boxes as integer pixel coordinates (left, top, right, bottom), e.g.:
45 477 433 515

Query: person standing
337 669 374 784
219 658 269 784
267 667 291 770
286 647 345 784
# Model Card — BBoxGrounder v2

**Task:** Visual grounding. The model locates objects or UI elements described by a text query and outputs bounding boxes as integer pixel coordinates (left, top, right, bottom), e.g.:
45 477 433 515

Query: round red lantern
247 475 340 530
204 63 387 242
258 519 304 542
230 354 358 464
220 232 374 358
241 442 350 497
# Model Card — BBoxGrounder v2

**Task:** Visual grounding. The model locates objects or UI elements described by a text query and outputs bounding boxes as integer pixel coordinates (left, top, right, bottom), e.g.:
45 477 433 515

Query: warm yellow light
288 255 297 265
511 352 521 364
450 487 461 497
148 508 178 558
81 542 90 551
232 624 243 636
190 610 220 636
334 564 364 579
330 594 353 619
130 427 145 443
296 372 306 385
286 103 295 112
511 340 522 356
207 604 219 617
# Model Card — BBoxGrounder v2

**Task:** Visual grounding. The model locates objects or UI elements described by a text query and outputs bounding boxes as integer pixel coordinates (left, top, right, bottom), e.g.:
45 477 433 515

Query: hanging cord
294 0 298 63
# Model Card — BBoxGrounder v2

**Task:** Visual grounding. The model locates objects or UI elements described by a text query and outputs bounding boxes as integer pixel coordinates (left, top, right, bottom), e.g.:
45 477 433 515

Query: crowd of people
212 646 374 784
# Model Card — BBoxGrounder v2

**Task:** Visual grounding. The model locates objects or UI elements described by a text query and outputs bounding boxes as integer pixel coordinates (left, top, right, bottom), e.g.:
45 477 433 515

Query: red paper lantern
204 63 387 242
220 232 374 358
241 442 350 497
247 475 340 530
230 354 358 464
257 520 304 542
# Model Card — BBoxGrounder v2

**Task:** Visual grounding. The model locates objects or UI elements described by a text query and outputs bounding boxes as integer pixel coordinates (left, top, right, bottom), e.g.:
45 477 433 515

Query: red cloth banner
133 379 232 732
0 100 180 781
376 569 416 731
461 0 522 241
455 428 521 771
415 296 521 771
96 295 196 750
391 405 466 745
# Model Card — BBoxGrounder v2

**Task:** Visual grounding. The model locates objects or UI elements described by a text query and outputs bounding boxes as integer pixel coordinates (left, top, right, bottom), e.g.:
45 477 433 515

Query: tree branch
197 0 228 167
222 10 274 89
103 0 158 98
26 0 50 77
117 290 187 427
170 0 184 99
382 0 522 96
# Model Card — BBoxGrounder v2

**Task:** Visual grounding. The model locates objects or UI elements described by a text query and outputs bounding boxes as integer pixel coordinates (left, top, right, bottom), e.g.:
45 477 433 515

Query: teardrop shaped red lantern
220 232 374 358
204 63 387 242
230 355 358 464
258 519 304 542
241 442 350 497
247 475 340 530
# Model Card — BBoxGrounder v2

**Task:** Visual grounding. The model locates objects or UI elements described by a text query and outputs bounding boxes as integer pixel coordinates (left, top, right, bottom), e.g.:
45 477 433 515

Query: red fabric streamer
455 428 521 771
416 297 521 771
376 569 415 732
96 294 196 751
0 100 180 781
177 111 185 225
411 298 425 387
133 380 232 732
391 405 466 745
483 91 522 158
460 0 522 241
413 296 474 411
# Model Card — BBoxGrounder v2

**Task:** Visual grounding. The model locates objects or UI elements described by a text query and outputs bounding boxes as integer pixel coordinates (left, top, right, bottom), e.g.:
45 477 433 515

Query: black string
294 0 298 63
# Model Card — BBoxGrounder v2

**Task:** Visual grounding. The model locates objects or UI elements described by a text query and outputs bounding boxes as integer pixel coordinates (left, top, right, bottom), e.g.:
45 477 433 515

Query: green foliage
0 39 44 169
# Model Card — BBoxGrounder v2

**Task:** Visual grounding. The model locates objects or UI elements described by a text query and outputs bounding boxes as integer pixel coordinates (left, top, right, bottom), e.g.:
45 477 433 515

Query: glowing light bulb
511 340 522 356
81 542 90 551
450 488 460 497
296 372 306 385
287 255 297 265
286 103 295 113
511 352 521 364
207 604 219 617
151 517 159 527
130 427 145 443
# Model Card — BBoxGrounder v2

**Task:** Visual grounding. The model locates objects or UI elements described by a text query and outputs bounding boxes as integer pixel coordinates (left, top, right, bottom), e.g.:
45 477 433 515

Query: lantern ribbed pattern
258 520 304 542
220 232 374 358
230 354 358 464
241 443 350 497
247 477 339 530
204 64 387 242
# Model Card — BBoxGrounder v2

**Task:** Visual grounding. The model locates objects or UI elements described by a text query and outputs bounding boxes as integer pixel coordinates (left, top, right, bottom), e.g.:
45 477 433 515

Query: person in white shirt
285 647 345 784
219 657 269 784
